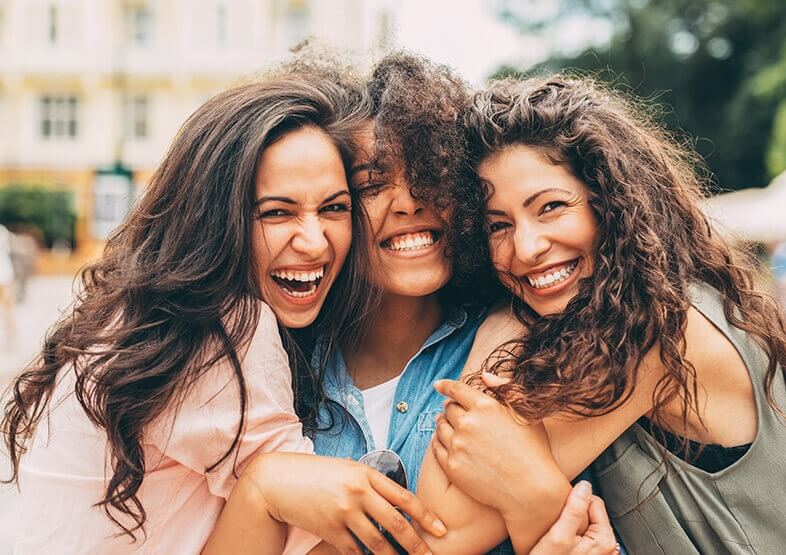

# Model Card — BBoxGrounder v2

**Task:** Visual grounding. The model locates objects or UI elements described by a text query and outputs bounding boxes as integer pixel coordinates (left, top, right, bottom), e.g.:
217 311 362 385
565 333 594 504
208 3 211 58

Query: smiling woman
0 61 393 554
253 126 353 328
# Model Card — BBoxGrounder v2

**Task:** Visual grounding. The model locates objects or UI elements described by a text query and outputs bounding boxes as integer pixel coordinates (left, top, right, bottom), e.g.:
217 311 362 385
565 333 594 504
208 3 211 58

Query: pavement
0 275 77 553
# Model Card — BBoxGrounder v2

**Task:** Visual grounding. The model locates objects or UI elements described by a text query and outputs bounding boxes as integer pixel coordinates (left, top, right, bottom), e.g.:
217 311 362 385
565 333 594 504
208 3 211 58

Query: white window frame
40 94 79 140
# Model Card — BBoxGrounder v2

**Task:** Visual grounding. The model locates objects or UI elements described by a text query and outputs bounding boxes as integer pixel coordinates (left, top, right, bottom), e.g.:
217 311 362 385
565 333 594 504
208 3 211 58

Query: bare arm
205 452 448 555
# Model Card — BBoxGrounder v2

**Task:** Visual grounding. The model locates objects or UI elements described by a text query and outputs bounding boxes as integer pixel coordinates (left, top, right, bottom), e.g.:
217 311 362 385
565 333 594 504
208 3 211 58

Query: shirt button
396 401 409 413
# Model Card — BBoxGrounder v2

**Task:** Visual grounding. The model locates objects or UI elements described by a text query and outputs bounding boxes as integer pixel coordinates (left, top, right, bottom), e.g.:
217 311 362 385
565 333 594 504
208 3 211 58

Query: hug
3 50 785 555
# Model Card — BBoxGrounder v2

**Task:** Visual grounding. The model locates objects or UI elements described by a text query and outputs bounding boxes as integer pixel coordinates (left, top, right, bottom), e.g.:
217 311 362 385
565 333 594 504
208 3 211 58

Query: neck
344 293 443 389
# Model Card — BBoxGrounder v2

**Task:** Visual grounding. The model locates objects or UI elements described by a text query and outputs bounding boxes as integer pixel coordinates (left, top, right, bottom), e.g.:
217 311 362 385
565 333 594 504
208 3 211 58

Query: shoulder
461 303 526 378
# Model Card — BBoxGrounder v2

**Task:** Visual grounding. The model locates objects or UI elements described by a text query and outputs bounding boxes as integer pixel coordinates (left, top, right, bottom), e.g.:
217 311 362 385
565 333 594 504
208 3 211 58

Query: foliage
0 184 77 248
491 0 786 190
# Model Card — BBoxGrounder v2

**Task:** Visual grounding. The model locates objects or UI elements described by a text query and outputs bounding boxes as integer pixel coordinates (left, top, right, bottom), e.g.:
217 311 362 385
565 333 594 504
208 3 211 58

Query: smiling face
480 144 597 316
252 125 353 328
349 122 451 297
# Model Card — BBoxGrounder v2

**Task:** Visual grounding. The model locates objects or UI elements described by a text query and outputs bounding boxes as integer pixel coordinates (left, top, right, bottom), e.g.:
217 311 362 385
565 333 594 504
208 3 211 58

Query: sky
382 0 614 86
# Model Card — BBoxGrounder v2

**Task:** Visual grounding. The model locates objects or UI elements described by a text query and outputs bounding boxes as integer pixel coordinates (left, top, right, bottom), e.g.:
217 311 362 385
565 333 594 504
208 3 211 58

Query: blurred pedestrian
0 223 16 344
9 232 37 302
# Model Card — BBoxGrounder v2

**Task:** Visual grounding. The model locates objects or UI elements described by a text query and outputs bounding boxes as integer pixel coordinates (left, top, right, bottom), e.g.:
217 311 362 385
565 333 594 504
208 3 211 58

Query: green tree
492 0 786 190
0 185 77 248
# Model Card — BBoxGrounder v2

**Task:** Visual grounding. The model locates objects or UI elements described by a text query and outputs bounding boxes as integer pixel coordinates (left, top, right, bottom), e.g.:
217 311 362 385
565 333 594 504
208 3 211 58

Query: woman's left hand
432 374 563 521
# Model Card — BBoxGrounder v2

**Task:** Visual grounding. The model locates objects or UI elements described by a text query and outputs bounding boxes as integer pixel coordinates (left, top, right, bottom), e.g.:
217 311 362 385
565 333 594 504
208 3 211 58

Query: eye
356 182 386 198
488 221 511 234
258 208 289 219
541 200 567 214
320 202 351 214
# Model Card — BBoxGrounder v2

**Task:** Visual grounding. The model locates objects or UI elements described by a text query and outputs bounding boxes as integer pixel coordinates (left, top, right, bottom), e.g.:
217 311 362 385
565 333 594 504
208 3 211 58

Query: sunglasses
357 449 410 555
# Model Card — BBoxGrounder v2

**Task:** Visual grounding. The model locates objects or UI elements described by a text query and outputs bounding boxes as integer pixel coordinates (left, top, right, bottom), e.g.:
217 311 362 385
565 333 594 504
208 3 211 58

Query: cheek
253 224 286 276
489 235 513 273
326 219 353 263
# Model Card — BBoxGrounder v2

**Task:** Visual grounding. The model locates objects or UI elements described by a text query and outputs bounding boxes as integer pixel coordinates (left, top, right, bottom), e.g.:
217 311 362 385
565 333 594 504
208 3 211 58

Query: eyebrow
349 162 383 176
485 187 574 215
255 189 350 206
523 187 573 207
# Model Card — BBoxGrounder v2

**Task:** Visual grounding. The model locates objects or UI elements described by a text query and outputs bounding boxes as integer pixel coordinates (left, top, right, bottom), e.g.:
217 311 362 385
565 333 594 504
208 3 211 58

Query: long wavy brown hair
459 76 786 431
1 66 373 539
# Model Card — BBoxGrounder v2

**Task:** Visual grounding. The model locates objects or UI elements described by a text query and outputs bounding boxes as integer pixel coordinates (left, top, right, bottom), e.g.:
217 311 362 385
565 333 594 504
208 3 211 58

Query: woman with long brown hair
1 62 449 554
426 75 786 553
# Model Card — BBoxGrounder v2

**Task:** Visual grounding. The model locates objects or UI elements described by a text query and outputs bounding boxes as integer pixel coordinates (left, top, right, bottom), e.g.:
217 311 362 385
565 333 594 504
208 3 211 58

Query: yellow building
0 0 391 270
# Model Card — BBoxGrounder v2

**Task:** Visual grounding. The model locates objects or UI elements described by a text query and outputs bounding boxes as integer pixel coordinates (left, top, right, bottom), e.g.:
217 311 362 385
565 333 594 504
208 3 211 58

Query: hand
244 452 446 555
432 375 565 521
531 481 619 555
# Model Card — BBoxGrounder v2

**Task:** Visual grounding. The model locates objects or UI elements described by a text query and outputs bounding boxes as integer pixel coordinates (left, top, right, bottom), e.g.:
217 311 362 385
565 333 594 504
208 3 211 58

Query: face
349 122 451 297
480 144 597 316
252 126 353 328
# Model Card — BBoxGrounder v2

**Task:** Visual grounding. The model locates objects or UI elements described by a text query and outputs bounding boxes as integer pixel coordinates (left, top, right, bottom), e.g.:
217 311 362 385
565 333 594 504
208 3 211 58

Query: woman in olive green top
418 76 786 555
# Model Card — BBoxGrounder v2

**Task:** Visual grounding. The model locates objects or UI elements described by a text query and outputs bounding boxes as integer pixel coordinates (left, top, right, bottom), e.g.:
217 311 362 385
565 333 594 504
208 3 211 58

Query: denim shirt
311 305 516 554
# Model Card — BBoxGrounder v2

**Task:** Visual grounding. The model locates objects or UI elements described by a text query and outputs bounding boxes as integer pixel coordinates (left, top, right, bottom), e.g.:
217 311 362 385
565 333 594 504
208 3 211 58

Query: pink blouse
16 302 321 554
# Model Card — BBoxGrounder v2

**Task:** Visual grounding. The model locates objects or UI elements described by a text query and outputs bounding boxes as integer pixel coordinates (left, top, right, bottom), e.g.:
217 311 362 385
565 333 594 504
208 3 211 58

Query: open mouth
525 259 580 290
381 230 442 252
270 265 325 299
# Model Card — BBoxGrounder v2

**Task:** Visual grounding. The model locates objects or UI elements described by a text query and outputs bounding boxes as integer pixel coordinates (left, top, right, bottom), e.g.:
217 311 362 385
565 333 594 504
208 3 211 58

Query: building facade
0 0 390 264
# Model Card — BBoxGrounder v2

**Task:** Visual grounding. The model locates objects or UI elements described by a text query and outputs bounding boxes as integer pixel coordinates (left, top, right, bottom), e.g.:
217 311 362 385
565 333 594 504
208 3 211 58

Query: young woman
248 54 619 555
2 64 445 554
431 76 786 554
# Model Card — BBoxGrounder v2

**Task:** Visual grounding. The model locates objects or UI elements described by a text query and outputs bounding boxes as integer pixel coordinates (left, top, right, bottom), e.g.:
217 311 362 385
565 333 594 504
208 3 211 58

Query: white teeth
386 232 436 252
270 265 325 282
526 261 579 289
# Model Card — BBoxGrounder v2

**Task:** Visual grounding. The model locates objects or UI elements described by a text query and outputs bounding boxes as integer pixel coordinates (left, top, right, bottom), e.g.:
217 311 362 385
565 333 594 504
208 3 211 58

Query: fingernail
576 480 592 500
433 517 447 535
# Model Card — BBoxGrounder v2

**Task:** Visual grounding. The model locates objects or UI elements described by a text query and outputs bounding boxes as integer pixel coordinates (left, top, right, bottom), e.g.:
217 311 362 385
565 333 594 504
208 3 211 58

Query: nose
391 184 424 216
512 223 550 267
291 215 329 258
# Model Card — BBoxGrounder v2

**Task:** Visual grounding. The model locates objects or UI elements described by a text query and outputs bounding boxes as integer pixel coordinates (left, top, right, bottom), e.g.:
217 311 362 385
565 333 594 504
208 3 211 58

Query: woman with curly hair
430 76 786 554
247 55 623 555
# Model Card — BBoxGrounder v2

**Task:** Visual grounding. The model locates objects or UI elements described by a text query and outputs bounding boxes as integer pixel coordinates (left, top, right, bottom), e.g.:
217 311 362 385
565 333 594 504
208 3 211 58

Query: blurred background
0 0 784 549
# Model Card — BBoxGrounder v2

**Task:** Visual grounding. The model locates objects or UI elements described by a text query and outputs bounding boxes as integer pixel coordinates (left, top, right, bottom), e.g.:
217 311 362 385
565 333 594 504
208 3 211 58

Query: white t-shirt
361 375 402 450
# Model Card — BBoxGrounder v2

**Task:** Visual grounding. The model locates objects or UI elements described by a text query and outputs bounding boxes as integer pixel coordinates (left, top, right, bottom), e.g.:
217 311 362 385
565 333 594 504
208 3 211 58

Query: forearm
502 476 573 554
202 462 287 555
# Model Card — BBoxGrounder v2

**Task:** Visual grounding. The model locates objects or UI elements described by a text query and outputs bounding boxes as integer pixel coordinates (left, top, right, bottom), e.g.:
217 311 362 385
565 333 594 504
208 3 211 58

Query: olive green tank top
591 284 786 554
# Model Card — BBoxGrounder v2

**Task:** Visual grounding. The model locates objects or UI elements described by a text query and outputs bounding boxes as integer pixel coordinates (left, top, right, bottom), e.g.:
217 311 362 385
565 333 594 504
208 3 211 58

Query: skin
432 144 757 543
482 145 596 316
252 126 353 329
205 123 449 555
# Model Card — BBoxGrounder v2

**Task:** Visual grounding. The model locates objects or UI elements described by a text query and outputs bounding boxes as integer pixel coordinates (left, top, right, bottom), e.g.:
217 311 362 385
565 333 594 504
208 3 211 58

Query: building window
48 3 58 44
124 1 152 46
124 95 150 140
40 95 79 140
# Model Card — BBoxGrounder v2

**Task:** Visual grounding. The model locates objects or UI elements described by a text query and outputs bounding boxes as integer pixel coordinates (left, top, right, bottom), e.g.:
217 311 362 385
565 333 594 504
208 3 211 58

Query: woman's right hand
530 481 619 555
244 452 446 555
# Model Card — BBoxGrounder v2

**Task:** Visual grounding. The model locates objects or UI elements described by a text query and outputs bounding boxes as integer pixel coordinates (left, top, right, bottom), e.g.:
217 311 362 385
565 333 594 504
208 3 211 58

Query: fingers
587 495 612 530
362 489 433 555
443 400 465 427
346 513 397 555
367 470 446 539
481 371 512 387
547 481 593 543
434 414 454 449
434 379 487 409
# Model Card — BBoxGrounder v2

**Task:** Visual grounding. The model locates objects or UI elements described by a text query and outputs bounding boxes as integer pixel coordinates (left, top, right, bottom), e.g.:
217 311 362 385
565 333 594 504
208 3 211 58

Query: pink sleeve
147 302 314 499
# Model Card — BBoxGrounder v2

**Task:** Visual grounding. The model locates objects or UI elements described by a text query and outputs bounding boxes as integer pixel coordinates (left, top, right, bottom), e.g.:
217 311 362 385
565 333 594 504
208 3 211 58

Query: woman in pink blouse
1 62 444 554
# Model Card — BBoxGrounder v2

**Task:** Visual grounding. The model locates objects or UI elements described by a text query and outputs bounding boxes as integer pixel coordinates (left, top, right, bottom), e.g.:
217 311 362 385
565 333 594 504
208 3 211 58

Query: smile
525 259 580 290
381 230 442 253
270 265 325 300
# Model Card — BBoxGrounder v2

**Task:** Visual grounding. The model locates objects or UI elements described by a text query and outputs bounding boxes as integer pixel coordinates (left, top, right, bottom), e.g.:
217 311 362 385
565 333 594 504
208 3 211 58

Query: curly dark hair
461 76 786 431
2 64 372 539
364 52 481 296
